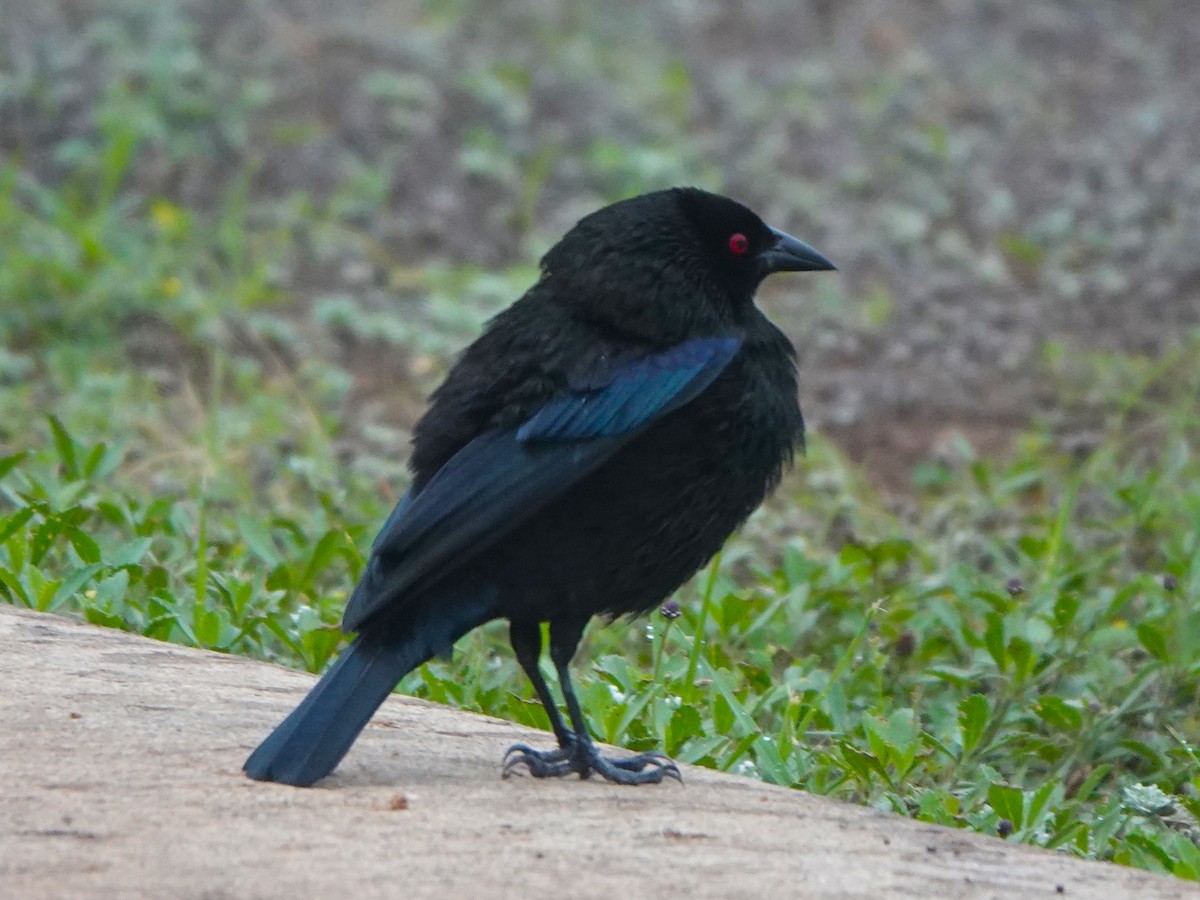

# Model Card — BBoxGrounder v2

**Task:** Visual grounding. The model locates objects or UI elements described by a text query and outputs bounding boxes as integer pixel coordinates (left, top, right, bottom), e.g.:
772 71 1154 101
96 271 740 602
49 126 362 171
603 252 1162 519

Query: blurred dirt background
3 0 1198 487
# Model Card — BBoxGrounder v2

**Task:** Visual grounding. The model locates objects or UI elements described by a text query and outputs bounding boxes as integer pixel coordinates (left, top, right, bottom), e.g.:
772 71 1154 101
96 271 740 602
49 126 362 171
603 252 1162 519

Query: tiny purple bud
1163 574 1178 592
1005 576 1025 597
660 599 682 621
997 819 1014 838
893 630 916 659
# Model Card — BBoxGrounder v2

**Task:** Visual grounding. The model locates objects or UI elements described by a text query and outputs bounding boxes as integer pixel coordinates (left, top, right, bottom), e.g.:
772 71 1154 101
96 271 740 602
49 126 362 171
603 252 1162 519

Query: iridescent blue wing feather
342 336 741 632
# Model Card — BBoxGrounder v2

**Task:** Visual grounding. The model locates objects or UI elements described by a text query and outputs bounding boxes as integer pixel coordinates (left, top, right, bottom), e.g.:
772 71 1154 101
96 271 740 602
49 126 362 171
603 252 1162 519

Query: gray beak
760 226 836 274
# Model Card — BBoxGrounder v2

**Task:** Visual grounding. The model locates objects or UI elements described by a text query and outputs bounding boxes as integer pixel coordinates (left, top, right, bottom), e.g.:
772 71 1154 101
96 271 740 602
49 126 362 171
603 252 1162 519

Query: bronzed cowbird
243 187 834 786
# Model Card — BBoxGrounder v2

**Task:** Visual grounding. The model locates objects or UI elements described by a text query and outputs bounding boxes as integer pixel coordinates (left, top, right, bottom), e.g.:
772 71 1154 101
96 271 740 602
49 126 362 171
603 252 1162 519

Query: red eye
728 232 749 255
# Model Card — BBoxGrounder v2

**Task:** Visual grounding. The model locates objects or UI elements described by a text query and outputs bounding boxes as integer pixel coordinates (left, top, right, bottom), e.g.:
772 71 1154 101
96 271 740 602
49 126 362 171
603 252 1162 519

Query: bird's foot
502 741 681 785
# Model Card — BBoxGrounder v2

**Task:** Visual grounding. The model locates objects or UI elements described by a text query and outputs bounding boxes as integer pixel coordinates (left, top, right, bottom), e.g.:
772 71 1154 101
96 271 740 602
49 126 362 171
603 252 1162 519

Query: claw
503 743 573 779
607 751 677 773
501 741 682 785
502 742 572 777
503 743 557 764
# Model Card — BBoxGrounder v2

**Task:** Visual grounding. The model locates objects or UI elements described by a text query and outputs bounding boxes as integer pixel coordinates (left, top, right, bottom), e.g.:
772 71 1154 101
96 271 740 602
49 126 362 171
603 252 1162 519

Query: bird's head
540 187 834 341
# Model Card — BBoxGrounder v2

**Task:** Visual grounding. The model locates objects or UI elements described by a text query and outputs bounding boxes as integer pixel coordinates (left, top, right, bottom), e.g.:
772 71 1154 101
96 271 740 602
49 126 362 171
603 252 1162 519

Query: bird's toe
590 751 682 785
501 742 574 778
606 750 678 774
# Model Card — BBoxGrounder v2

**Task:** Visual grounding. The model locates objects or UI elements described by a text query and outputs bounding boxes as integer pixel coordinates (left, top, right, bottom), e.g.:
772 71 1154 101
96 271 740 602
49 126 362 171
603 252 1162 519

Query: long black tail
244 594 494 787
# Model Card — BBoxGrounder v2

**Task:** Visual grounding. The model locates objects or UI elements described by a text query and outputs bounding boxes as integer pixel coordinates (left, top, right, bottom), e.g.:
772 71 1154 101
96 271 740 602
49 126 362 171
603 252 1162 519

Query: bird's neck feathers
537 264 738 345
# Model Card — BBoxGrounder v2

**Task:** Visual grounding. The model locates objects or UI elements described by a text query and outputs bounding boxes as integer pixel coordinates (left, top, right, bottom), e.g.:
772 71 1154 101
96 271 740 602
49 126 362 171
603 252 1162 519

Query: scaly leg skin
501 617 681 785
508 619 577 748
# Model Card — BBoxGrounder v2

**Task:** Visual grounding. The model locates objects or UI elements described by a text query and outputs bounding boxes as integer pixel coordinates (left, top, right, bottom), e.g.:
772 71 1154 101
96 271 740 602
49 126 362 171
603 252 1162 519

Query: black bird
243 187 834 787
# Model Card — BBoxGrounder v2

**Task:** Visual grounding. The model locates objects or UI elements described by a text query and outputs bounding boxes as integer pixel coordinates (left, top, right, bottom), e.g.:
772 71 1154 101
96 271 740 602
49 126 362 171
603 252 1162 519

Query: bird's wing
516 337 738 441
342 336 741 631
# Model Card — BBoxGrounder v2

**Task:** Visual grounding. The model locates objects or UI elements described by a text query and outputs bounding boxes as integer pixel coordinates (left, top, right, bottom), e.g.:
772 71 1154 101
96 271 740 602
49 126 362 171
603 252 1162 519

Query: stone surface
1 605 1194 899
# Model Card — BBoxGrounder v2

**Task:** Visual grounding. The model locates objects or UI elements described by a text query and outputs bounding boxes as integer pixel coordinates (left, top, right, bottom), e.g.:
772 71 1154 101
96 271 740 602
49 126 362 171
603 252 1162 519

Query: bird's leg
551 622 681 784
504 617 681 785
503 620 578 773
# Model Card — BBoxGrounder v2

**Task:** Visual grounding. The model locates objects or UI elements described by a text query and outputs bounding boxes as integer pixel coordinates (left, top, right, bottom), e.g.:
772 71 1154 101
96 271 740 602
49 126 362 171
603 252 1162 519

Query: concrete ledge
1 605 1192 899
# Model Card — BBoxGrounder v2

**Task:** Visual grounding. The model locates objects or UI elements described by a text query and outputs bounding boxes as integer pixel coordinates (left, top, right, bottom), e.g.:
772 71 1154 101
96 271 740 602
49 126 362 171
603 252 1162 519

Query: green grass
5 341 1200 878
2 0 1199 883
